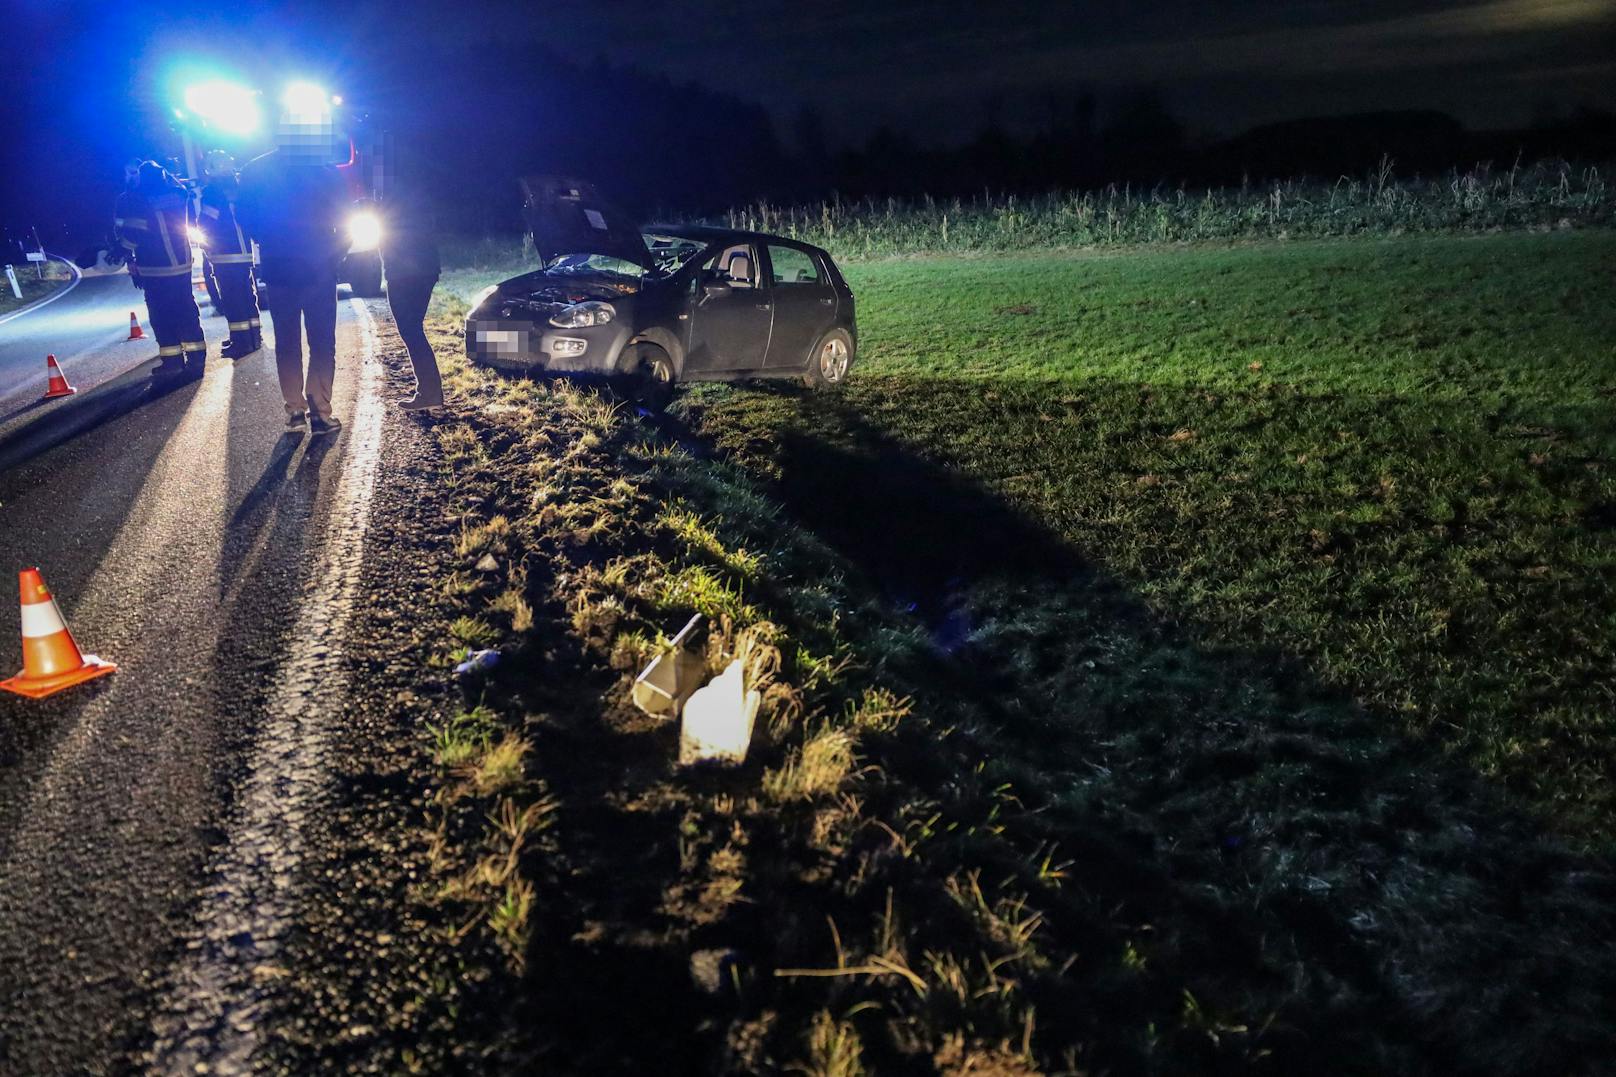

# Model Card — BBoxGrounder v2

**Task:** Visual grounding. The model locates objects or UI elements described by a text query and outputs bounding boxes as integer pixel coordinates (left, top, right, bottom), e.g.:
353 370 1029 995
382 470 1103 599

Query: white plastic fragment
631 613 706 717
678 658 760 767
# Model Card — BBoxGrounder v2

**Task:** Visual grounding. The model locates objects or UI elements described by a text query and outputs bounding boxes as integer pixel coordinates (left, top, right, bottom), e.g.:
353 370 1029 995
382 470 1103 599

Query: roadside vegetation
729 159 1611 259
414 220 1616 1072
0 256 72 317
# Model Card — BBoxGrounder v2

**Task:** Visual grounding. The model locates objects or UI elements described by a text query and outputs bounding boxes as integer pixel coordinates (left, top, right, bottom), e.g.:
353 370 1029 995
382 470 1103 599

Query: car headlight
548 300 615 328
348 210 382 252
471 284 499 310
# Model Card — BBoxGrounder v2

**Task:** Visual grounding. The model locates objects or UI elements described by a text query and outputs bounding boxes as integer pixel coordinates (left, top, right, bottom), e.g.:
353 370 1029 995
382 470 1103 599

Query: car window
768 245 822 286
704 244 757 289
643 232 705 276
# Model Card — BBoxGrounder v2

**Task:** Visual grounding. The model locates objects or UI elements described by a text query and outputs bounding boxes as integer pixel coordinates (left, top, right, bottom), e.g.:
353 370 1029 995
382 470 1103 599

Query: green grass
422 226 1616 1072
678 229 1616 838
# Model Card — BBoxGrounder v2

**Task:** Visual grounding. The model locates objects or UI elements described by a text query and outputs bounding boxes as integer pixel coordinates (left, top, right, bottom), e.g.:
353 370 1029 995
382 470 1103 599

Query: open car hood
519 175 652 270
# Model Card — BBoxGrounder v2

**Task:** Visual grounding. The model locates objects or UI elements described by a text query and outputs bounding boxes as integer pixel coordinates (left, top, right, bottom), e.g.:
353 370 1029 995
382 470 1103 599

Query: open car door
519 176 652 270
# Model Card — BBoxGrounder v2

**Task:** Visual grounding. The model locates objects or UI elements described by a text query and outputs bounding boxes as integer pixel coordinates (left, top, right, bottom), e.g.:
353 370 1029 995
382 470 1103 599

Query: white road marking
148 299 388 1074
0 256 83 328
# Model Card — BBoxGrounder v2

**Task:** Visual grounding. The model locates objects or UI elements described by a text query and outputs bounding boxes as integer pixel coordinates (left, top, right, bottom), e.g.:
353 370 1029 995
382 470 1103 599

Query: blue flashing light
180 80 261 136
281 81 331 117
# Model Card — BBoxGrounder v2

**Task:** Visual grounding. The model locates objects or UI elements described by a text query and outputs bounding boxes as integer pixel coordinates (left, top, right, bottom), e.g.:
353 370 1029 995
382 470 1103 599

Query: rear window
768 245 821 286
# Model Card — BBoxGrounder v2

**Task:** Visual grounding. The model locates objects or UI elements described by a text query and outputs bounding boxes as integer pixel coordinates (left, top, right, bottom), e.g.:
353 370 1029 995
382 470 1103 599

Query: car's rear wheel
626 341 676 410
803 328 854 389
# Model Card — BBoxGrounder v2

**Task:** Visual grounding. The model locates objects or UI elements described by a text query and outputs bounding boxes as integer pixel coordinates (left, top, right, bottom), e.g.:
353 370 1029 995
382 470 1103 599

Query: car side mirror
702 280 733 301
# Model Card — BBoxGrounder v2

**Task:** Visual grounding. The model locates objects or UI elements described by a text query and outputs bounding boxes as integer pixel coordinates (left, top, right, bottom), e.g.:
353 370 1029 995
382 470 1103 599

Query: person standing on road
380 157 443 411
113 161 206 378
198 151 263 359
237 107 349 436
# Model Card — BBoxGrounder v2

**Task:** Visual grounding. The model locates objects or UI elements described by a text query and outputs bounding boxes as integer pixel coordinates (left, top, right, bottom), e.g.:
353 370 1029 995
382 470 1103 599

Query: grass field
421 228 1616 1072
678 230 1616 839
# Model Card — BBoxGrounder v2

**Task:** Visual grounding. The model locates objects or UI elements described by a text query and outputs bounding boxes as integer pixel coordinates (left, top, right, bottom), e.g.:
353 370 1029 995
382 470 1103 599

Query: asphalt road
0 285 399 1073
0 265 161 438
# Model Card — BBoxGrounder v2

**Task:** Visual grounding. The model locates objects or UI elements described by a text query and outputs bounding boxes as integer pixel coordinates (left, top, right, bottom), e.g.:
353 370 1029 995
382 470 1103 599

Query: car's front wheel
625 341 676 410
803 328 854 389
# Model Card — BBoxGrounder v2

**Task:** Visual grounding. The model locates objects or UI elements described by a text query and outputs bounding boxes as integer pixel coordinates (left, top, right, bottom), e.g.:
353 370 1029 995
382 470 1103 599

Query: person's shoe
151 358 185 378
398 394 444 412
309 414 343 437
220 340 241 360
286 410 307 429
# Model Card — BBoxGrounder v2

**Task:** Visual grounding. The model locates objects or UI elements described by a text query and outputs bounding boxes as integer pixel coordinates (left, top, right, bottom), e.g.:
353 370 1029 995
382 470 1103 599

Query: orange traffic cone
43 354 76 399
0 568 116 699
127 311 145 340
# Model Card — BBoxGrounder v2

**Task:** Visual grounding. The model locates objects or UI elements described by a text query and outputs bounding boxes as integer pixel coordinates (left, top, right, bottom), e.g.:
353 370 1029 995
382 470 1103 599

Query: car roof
643 223 833 259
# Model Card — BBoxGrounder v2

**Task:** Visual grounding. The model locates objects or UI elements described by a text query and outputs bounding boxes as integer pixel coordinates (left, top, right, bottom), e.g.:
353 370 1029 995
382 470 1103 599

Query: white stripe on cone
20 600 68 638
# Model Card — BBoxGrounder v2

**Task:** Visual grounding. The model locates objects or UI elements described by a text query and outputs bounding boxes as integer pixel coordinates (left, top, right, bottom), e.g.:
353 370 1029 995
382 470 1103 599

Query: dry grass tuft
765 727 856 802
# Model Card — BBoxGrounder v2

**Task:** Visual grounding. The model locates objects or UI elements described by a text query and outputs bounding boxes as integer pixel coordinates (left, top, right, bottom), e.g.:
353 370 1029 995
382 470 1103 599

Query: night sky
488 0 1616 143
6 0 1614 242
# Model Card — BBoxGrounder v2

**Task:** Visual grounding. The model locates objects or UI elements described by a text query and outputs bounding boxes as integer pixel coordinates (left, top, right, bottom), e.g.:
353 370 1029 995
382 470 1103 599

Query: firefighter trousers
209 261 261 352
142 273 205 366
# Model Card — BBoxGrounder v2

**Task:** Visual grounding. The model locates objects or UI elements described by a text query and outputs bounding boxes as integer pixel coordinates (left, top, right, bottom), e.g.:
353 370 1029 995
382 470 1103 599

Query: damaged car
465 176 857 403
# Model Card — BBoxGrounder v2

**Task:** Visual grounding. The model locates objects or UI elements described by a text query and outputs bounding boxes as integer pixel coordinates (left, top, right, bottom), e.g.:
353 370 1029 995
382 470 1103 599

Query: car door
762 244 836 368
685 243 773 373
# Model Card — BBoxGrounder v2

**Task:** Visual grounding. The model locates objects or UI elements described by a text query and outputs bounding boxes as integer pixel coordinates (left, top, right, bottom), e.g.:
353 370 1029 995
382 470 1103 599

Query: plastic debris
631 614 705 717
678 658 759 767
474 553 500 573
454 648 501 676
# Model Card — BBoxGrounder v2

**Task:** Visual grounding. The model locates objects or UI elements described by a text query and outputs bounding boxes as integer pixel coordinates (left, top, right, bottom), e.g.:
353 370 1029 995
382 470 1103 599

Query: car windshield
545 252 646 277
544 233 707 280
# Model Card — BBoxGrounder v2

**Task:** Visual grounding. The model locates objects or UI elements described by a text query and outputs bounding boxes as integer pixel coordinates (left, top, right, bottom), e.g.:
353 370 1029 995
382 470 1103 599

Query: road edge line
0 255 84 328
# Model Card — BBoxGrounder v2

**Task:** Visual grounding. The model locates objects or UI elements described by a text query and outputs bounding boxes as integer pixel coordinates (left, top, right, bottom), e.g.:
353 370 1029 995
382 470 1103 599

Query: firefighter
114 161 205 377
199 151 262 358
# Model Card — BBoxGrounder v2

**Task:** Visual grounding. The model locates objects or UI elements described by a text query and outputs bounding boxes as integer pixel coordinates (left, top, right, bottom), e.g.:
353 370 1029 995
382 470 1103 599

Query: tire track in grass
148 299 386 1074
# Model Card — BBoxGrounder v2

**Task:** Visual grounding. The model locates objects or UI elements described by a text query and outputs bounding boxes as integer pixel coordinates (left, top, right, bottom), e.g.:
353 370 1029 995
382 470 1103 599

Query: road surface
0 266 161 435
0 282 445 1073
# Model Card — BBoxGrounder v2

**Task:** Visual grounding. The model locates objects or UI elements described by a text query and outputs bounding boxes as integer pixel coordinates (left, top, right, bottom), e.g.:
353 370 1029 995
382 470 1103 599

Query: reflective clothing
114 181 204 366
200 174 261 353
113 185 195 280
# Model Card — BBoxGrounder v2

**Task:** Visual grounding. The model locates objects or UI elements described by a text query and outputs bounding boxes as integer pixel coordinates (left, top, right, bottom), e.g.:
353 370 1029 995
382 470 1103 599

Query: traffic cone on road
42 354 76 399
127 311 145 340
0 568 116 699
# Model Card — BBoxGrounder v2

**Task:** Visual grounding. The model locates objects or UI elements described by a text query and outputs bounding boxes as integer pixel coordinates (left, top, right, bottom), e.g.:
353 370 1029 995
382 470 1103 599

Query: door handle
756 303 771 310
818 297 833 305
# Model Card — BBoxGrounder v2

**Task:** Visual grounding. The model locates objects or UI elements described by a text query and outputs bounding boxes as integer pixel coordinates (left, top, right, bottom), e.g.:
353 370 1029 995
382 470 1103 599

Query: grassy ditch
0 256 72 316
414 233 1615 1072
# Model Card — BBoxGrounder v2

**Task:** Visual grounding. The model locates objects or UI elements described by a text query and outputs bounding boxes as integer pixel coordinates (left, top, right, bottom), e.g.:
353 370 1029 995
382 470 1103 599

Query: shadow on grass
652 381 1616 1074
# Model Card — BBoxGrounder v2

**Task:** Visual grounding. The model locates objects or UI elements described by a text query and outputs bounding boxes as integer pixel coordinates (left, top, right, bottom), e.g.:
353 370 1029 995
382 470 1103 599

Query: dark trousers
265 272 338 418
209 261 260 347
142 273 205 363
385 273 442 402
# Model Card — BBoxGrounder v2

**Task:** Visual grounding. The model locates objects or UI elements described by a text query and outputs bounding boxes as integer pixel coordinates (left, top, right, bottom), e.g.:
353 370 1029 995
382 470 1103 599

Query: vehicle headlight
471 285 499 310
187 226 206 248
548 300 615 328
347 210 382 252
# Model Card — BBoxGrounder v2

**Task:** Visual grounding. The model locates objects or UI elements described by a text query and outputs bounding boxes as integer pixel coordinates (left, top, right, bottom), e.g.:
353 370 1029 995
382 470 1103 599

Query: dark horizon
6 0 1615 247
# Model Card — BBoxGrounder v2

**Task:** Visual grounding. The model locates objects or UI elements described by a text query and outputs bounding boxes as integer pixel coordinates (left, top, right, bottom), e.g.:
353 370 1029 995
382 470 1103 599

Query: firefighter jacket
198 174 254 266
113 184 194 279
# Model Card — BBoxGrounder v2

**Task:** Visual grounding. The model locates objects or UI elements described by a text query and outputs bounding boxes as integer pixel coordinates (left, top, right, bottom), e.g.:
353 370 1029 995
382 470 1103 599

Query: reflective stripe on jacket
113 188 194 276
200 175 253 263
